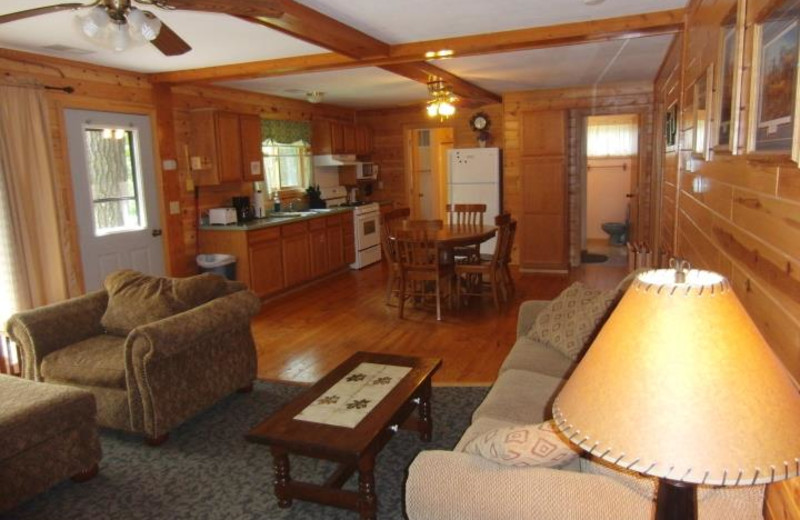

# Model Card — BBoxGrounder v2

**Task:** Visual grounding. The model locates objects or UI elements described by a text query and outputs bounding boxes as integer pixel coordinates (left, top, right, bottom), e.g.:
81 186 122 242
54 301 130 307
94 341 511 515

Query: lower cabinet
282 222 311 287
199 212 353 298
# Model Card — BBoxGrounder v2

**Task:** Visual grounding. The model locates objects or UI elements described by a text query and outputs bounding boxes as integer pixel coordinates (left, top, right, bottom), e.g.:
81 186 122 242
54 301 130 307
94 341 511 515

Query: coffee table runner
294 362 412 428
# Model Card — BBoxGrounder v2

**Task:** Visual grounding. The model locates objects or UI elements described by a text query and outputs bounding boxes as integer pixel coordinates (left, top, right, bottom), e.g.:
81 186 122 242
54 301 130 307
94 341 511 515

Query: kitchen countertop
199 206 354 232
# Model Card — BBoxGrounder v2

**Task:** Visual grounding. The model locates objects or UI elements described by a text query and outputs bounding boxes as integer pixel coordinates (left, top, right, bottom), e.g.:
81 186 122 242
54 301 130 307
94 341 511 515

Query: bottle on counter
272 191 281 213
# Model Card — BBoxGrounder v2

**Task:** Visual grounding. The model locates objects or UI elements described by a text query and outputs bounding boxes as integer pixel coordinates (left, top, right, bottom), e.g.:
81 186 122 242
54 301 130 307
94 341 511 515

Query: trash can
196 254 236 280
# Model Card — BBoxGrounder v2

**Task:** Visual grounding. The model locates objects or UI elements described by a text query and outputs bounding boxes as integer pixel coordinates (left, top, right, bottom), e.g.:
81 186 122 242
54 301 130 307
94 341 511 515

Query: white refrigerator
447 147 502 254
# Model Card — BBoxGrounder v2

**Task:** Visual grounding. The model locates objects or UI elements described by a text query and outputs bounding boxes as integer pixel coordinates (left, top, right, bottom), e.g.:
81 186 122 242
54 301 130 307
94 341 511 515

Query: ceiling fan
0 0 285 56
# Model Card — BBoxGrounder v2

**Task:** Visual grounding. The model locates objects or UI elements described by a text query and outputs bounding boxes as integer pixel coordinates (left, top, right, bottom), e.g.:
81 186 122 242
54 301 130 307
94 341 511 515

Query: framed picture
665 102 678 150
715 8 738 150
751 0 800 154
693 65 713 159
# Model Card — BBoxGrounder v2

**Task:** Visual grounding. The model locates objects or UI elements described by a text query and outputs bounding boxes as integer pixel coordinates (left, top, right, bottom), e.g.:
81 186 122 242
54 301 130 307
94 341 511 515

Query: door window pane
83 127 145 236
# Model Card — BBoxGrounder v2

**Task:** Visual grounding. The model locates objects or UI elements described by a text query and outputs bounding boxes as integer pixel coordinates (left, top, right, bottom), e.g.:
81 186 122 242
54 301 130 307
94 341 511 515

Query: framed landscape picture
752 0 800 153
716 8 738 150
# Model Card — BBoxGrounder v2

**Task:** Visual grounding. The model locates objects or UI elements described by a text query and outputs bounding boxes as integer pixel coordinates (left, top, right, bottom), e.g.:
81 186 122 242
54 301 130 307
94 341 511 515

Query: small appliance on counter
232 196 253 223
208 207 238 225
252 183 269 218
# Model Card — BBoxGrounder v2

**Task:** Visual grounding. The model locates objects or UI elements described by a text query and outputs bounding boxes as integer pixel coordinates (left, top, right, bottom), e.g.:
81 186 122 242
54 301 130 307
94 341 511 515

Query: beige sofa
7 271 261 443
406 291 765 519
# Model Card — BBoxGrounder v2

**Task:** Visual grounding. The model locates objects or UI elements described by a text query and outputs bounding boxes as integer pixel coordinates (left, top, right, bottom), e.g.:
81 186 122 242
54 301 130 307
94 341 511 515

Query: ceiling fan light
110 22 131 52
426 103 439 117
126 8 145 30
140 16 162 41
77 6 110 38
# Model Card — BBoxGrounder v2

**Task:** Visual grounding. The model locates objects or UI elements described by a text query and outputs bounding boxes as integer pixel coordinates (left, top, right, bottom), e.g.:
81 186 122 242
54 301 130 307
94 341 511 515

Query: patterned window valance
261 119 311 145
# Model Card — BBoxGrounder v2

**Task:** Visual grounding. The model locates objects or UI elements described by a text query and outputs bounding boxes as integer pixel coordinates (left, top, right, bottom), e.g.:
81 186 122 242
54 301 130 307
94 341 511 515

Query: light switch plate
169 201 180 215
162 159 177 171
250 161 261 175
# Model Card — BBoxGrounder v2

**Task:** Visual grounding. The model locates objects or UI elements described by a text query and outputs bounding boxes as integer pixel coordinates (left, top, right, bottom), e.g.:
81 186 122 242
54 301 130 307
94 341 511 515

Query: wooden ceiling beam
239 0 389 59
150 8 684 85
381 62 502 105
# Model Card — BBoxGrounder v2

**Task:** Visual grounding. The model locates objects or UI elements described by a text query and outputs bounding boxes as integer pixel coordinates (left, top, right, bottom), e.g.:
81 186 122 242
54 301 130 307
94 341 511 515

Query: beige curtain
0 84 70 331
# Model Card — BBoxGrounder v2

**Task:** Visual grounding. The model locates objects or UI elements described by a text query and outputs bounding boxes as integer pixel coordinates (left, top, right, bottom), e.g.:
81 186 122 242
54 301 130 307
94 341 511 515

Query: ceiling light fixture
426 79 457 120
424 49 454 59
75 2 162 53
306 91 324 104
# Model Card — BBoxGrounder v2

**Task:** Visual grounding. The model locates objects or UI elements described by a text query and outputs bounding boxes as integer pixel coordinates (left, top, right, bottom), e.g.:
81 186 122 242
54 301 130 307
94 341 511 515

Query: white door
65 109 164 291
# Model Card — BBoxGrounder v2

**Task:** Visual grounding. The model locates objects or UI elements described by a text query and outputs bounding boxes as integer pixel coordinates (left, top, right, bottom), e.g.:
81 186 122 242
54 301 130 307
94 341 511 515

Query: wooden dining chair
380 207 411 304
446 204 486 263
395 227 453 321
455 213 512 311
498 218 517 302
446 204 486 226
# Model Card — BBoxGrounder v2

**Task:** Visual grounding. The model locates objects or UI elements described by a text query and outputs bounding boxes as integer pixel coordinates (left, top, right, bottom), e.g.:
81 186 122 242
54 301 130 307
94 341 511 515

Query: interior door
65 109 164 291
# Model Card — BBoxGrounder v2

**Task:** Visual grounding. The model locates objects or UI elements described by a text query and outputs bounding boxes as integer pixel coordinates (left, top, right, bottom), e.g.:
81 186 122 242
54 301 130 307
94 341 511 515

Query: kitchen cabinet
248 227 283 297
308 218 328 278
198 211 354 298
342 212 355 265
313 120 373 156
189 109 263 186
281 221 311 287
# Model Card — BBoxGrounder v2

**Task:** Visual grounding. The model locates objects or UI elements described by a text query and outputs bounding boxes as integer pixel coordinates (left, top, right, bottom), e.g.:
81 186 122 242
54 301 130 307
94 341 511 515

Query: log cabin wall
355 103 505 209
504 83 655 265
0 48 354 284
653 1 800 517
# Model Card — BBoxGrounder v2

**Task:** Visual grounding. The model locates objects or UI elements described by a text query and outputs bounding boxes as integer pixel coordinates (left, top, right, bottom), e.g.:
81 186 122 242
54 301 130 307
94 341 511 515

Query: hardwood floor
252 261 627 386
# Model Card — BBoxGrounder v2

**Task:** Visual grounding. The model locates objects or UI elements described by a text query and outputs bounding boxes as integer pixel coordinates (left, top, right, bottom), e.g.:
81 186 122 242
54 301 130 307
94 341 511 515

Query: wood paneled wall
0 48 353 285
504 84 655 264
653 1 800 516
355 103 504 208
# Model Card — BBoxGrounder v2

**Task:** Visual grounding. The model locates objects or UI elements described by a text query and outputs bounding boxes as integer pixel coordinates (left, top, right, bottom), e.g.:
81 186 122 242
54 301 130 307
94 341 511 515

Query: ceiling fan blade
161 0 283 18
150 19 192 56
0 3 87 24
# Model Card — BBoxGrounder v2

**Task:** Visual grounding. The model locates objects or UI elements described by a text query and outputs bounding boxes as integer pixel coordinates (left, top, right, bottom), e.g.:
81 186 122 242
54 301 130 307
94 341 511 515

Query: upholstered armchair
7 270 262 444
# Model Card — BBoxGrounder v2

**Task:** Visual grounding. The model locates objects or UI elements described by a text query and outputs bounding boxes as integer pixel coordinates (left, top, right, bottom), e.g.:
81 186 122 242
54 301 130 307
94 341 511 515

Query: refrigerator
447 147 502 255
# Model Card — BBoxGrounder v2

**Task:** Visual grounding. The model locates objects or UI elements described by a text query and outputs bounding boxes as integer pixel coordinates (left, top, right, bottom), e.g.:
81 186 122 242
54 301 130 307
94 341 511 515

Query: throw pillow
461 420 579 468
101 270 227 336
527 282 617 360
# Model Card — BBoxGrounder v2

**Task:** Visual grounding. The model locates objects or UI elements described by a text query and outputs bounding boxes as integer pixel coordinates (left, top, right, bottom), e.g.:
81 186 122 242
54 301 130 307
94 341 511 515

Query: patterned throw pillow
461 420 579 467
527 282 616 360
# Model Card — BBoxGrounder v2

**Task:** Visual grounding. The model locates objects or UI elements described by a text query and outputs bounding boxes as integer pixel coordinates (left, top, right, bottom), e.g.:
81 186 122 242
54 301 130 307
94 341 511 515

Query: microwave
356 162 378 180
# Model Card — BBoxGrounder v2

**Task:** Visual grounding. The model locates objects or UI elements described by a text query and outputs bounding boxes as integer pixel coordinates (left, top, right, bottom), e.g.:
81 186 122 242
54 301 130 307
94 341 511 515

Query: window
262 138 312 191
83 127 146 236
586 115 639 157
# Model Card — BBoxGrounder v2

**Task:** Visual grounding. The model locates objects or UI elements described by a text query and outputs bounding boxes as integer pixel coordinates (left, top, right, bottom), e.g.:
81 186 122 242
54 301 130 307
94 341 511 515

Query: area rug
4 382 488 520
580 250 609 264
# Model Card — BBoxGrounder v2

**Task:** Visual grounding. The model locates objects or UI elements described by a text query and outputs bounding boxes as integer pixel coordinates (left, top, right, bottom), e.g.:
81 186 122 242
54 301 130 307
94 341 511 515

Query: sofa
406 276 765 519
7 270 262 444
0 374 101 512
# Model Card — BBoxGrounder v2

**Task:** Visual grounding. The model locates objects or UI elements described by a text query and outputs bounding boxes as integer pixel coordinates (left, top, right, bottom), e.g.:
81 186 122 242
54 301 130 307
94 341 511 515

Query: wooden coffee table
246 351 442 519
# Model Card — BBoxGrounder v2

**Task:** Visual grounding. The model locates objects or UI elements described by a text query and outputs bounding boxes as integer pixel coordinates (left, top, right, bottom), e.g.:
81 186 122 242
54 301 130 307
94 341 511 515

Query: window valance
261 119 311 145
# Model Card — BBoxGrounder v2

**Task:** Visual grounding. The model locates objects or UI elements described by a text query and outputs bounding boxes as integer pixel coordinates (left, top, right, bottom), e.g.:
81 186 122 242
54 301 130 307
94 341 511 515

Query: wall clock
469 112 491 132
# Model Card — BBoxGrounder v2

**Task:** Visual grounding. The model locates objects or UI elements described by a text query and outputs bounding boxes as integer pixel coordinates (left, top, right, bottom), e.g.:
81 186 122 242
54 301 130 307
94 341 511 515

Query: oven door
354 211 380 251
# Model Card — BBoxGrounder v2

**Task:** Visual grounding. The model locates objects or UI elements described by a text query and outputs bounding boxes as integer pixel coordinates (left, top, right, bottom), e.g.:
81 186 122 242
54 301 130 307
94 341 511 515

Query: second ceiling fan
0 0 286 56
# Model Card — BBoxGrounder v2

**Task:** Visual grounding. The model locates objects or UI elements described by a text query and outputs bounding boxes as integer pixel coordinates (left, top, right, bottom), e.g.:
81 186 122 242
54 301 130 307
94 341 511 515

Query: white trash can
196 254 236 280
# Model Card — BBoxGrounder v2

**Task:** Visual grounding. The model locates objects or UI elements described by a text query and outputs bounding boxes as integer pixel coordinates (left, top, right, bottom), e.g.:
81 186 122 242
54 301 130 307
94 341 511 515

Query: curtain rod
44 85 74 94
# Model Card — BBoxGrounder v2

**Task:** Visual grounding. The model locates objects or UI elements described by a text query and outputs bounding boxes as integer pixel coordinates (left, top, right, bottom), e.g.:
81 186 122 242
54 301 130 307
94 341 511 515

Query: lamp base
655 479 697 520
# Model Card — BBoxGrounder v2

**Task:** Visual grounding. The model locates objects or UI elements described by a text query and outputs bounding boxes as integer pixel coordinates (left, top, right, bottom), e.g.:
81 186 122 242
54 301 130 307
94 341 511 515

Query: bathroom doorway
581 113 639 266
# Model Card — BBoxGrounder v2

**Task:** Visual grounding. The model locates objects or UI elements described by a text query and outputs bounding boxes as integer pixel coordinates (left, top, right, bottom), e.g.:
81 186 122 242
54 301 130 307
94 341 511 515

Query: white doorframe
65 109 165 291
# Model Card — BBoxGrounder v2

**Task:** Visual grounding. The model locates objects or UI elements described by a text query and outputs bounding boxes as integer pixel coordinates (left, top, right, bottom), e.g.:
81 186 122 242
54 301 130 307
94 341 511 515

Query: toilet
601 222 627 246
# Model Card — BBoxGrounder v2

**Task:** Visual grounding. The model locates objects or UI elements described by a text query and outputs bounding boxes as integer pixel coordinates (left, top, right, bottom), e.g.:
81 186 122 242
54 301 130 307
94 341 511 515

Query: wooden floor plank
252 261 627 385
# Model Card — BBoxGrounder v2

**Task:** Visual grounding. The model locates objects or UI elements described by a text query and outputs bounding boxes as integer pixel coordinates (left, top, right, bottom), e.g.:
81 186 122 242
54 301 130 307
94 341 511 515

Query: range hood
313 154 361 167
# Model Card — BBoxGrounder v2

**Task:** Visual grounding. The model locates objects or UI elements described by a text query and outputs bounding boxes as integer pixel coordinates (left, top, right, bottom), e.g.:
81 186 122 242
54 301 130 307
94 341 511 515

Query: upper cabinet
189 110 264 186
312 120 373 156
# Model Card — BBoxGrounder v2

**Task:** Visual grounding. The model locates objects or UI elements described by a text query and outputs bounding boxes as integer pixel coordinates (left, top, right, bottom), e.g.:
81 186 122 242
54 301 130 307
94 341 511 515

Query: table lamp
553 267 800 519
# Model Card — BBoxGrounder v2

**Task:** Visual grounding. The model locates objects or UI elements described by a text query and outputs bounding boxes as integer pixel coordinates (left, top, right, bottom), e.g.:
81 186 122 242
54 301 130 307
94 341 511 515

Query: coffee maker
232 196 253 223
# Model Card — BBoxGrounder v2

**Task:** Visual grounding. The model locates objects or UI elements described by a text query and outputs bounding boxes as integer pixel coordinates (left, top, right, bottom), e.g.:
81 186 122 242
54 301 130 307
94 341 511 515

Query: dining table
390 221 498 262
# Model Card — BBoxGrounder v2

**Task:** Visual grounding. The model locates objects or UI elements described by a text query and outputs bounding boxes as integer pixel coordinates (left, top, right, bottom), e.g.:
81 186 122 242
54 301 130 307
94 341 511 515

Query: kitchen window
262 138 312 191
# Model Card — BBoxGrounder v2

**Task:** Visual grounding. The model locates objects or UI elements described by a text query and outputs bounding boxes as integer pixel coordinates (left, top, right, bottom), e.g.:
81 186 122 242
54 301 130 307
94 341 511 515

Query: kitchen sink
308 208 334 213
271 211 314 218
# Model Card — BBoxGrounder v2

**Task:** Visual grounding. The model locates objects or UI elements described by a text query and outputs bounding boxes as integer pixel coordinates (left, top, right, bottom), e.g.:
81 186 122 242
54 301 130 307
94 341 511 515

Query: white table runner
294 362 412 428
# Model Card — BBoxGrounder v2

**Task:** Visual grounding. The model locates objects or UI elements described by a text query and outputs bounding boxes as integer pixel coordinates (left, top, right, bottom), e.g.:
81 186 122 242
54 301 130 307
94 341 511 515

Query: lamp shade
553 269 800 487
